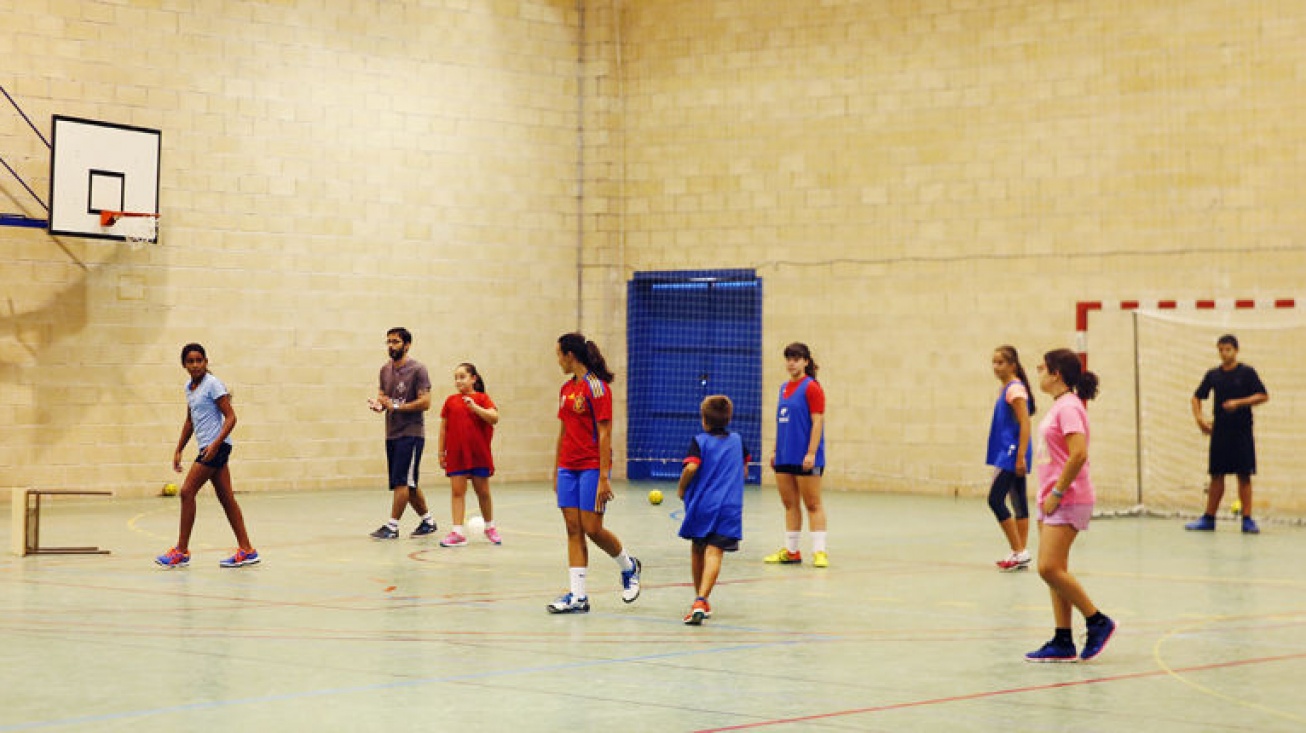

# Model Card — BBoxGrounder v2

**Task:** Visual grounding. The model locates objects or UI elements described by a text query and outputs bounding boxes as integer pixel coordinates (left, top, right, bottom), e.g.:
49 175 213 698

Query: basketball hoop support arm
0 84 51 226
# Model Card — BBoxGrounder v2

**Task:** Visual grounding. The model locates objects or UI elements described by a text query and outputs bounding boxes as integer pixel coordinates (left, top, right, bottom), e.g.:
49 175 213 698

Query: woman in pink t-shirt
1025 349 1116 663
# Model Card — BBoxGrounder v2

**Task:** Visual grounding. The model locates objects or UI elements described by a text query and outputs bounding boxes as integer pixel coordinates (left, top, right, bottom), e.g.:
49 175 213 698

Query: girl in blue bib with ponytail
765 342 829 568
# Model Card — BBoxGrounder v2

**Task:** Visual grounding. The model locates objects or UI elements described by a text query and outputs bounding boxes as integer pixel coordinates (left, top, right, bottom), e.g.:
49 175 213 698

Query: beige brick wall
599 1 1306 510
4 1 1305 513
2 1 583 497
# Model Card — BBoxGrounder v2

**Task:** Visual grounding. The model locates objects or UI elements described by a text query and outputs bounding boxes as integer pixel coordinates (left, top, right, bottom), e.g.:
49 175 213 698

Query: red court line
696 651 1306 732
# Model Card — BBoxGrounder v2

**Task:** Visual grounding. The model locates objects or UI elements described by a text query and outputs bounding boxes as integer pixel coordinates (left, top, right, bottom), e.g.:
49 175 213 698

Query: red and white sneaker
484 526 502 545
996 550 1031 572
683 597 712 625
439 531 468 547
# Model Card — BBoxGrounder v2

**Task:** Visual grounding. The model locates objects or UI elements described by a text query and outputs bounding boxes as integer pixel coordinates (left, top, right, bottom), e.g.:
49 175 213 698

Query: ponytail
1074 371 1100 402
584 340 615 383
559 332 615 383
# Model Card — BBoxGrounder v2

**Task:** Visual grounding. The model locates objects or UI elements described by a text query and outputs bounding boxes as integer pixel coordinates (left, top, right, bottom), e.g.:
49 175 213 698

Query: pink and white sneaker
484 526 502 545
439 531 468 547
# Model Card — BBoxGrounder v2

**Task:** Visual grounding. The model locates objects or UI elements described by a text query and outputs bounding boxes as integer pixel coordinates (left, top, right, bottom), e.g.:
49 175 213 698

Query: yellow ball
162 483 179 497
648 489 663 505
1231 499 1242 515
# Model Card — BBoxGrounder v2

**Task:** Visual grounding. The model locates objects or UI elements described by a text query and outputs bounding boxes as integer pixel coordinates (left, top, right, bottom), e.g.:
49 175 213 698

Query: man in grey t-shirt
367 327 439 539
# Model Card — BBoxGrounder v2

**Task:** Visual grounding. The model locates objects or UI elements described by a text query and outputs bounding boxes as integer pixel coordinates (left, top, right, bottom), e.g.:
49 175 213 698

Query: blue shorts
386 436 424 489
556 468 602 513
447 467 492 478
196 442 232 469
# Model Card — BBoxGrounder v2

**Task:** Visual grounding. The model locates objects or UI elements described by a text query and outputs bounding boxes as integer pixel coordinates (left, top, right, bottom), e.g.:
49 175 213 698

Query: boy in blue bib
677 395 750 625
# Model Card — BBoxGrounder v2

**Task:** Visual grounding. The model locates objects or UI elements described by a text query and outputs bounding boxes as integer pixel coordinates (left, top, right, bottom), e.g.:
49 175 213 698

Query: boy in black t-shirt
1186 334 1268 534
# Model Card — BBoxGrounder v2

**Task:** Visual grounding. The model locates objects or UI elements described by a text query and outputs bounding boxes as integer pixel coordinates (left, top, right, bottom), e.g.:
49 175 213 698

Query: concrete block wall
599 0 1306 510
2 1 583 497
4 0 1305 514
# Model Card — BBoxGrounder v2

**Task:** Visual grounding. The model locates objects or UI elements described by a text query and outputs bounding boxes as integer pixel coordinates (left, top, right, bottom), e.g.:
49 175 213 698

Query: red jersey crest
557 374 612 470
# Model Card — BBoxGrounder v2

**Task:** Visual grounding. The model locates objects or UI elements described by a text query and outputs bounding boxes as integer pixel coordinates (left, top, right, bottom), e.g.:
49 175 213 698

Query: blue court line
0 637 820 731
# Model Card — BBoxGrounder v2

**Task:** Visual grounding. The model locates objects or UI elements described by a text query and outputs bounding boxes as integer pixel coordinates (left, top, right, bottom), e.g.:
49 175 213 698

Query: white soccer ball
467 515 486 534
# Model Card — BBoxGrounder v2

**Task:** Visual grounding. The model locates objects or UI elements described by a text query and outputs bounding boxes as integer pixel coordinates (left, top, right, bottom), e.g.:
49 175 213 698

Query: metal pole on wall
1132 309 1144 507
575 0 585 329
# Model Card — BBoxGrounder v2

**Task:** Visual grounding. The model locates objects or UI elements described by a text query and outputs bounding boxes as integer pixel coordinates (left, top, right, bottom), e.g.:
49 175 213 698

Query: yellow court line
126 508 172 541
126 507 217 550
1152 615 1306 725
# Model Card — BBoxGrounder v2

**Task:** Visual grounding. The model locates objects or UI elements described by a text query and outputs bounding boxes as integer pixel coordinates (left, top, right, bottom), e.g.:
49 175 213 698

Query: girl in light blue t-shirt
155 343 260 570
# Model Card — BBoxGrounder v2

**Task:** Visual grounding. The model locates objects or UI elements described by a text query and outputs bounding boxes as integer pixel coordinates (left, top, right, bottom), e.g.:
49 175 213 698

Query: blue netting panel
627 270 763 484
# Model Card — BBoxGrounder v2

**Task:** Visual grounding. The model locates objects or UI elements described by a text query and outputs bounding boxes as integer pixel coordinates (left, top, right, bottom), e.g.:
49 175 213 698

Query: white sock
421 512 433 524
452 525 464 535
785 532 801 553
386 518 399 530
614 549 634 572
812 531 827 553
485 520 495 529
569 567 587 598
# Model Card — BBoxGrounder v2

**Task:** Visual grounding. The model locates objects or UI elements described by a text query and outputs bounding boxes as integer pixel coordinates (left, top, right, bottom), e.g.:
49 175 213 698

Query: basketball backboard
47 115 160 241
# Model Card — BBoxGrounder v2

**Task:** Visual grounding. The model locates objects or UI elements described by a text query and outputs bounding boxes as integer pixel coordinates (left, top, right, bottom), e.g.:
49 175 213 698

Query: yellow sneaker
763 548 802 564
812 551 829 568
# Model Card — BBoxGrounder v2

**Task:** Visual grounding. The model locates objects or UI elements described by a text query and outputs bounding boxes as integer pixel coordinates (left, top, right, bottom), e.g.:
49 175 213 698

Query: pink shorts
1038 501 1093 531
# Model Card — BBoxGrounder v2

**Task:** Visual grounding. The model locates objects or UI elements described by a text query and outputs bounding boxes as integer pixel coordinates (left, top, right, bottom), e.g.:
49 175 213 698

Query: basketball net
99 210 159 250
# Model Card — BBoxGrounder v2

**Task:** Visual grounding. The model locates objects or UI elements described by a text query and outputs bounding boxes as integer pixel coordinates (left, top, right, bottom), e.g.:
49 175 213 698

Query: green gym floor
2 485 1304 732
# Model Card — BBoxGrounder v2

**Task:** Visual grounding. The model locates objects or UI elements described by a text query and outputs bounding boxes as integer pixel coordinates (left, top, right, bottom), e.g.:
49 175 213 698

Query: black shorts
196 442 233 469
386 436 425 489
1209 428 1256 476
691 533 740 552
774 464 823 476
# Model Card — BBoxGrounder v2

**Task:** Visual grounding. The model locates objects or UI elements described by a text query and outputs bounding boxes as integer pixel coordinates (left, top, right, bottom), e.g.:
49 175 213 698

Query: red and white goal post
1072 298 1306 522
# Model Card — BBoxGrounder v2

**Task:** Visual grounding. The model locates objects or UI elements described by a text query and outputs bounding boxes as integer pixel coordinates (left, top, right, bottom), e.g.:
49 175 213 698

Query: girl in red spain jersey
765 342 829 567
546 333 642 614
437 363 501 547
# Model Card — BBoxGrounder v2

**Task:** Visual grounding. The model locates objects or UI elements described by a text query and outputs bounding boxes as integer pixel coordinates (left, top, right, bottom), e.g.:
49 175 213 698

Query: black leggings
988 469 1029 522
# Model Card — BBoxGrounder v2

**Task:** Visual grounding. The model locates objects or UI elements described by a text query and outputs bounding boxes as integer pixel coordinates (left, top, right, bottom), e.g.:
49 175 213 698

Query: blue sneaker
1025 637 1078 663
155 547 190 568
546 593 590 614
1241 516 1260 534
219 549 260 568
1185 515 1216 531
620 556 642 603
1081 616 1117 660
369 525 399 540
410 519 438 537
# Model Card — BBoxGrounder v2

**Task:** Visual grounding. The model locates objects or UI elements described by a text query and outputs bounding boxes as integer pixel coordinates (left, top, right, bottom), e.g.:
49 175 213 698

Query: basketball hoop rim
98 209 160 227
